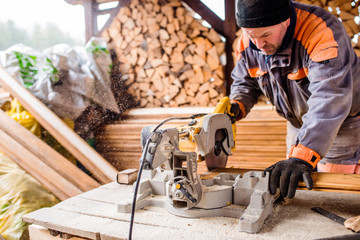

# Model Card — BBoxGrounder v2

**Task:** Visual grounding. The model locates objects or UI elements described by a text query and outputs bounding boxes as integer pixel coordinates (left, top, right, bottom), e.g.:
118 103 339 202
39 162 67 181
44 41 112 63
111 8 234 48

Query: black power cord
128 113 206 240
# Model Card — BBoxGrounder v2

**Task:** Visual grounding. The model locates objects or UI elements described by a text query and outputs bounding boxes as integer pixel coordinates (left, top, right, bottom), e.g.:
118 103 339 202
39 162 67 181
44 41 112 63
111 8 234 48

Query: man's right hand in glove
230 100 244 123
265 158 313 198
264 144 321 199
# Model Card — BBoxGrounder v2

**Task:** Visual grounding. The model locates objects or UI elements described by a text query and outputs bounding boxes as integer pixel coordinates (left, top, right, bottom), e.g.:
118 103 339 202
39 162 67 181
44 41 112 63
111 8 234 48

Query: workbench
23 180 360 240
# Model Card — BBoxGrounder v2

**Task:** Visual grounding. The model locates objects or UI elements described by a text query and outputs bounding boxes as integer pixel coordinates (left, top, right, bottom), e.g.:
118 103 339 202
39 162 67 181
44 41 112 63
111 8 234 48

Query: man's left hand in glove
265 144 321 199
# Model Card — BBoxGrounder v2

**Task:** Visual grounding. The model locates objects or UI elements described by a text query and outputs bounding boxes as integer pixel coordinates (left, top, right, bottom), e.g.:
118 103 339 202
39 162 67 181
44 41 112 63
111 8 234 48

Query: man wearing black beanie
229 0 360 199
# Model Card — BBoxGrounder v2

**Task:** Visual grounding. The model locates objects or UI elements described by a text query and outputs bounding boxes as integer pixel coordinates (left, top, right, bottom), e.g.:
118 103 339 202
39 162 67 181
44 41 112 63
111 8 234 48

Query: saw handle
213 97 232 115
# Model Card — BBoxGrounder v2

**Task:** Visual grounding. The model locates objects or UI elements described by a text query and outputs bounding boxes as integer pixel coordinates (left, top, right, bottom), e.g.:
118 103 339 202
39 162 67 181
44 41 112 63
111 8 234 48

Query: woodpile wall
102 0 226 108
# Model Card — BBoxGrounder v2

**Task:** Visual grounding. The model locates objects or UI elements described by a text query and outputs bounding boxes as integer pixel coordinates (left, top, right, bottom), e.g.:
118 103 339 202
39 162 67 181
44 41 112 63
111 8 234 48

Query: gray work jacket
230 1 360 158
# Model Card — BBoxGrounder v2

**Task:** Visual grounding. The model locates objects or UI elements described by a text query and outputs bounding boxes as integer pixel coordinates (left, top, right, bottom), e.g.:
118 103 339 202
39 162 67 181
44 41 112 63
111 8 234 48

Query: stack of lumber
95 104 287 173
0 67 119 200
102 0 226 108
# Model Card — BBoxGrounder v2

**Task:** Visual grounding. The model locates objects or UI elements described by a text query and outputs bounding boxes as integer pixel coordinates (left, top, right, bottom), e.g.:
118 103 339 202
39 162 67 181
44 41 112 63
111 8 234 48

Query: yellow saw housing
177 97 236 164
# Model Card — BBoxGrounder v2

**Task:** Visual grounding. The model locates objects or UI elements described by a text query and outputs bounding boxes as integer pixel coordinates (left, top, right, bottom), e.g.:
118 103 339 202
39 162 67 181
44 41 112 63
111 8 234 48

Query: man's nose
254 39 266 49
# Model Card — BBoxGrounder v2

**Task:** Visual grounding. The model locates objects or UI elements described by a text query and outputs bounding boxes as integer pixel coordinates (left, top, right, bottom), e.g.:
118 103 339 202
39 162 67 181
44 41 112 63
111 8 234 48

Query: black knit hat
236 0 292 28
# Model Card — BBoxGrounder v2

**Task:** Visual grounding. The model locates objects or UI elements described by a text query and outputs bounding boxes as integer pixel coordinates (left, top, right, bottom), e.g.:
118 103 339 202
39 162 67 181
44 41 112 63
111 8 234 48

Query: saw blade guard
193 113 235 158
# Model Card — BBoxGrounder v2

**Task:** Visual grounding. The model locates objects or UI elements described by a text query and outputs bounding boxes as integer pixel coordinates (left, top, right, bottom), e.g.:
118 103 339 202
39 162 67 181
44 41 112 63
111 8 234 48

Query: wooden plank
29 225 86 240
24 208 117 240
24 207 209 240
202 168 360 193
116 169 138 184
0 110 100 192
0 129 82 200
0 67 117 184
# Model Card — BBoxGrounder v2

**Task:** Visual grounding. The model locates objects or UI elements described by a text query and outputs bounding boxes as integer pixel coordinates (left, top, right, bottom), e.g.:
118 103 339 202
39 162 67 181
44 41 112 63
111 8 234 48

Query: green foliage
13 51 38 88
44 58 60 84
86 41 109 55
0 20 82 50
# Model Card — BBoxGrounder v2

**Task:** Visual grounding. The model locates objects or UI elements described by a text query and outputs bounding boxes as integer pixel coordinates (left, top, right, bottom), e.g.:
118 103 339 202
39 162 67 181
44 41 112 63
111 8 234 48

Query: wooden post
84 0 98 42
224 0 237 95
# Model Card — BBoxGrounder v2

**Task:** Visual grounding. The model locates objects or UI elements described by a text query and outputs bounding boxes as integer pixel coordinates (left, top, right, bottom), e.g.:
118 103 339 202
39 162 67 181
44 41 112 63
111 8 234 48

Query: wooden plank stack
102 0 226 108
95 104 287 173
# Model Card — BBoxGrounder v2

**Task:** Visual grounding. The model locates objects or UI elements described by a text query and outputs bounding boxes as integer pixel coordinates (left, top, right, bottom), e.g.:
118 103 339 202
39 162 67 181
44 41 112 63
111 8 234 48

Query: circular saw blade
205 129 228 171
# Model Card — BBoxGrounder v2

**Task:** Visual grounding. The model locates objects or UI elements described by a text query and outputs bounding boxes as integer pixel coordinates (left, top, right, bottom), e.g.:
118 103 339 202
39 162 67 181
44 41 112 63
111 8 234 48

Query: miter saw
120 97 276 239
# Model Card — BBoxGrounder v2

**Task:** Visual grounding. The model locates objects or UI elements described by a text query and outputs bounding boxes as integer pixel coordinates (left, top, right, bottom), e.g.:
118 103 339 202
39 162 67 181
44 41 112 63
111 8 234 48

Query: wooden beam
0 66 117 184
64 0 84 5
224 0 237 94
96 1 126 39
84 0 98 42
65 0 127 42
181 0 226 38
0 129 82 201
0 110 100 192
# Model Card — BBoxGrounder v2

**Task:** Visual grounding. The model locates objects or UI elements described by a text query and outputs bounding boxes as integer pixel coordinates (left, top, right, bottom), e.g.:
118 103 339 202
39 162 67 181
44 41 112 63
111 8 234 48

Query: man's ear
283 18 291 28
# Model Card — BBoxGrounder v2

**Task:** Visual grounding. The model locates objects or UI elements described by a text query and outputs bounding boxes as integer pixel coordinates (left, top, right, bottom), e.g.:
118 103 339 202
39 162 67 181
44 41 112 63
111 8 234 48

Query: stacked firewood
298 0 360 55
233 0 360 57
102 0 226 108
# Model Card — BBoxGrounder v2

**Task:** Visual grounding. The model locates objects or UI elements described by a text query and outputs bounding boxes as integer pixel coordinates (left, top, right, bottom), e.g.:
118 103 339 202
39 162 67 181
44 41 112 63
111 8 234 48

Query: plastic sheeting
0 153 59 240
0 37 119 120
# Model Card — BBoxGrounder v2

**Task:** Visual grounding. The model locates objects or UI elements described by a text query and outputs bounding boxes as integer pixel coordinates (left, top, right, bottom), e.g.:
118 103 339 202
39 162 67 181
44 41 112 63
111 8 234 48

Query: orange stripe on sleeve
294 9 338 62
288 144 321 168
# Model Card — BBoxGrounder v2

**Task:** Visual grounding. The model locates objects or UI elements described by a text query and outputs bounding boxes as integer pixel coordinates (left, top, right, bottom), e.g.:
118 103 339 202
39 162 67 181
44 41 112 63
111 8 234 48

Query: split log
103 0 227 108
